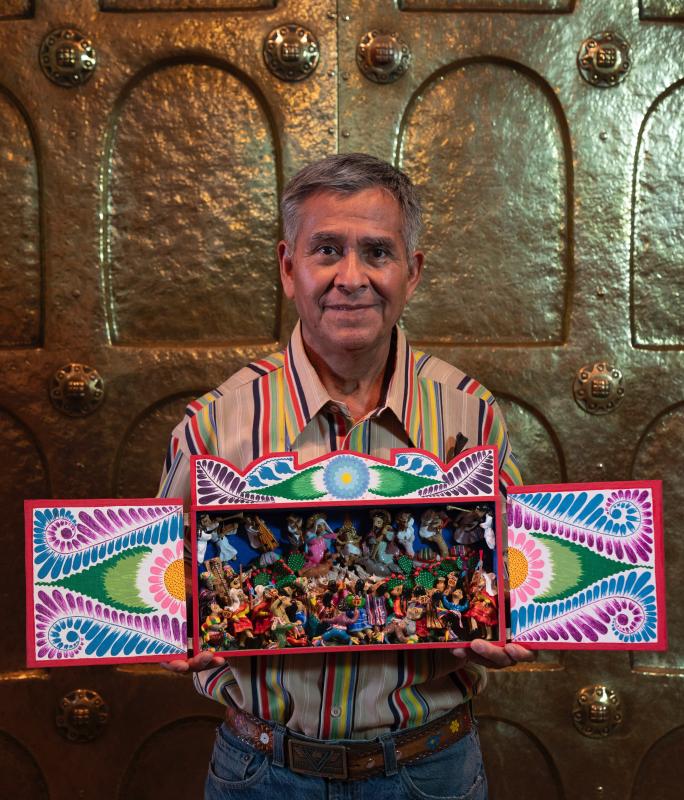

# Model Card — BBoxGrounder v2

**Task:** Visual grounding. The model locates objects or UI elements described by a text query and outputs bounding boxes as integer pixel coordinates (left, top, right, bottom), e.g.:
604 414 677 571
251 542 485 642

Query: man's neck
301 332 394 422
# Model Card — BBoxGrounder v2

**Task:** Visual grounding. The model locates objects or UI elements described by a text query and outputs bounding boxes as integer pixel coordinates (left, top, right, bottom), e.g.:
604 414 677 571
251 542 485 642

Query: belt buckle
287 738 348 779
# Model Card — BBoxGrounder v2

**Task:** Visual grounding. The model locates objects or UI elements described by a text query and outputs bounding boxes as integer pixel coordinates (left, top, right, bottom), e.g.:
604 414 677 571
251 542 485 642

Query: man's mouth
323 304 376 312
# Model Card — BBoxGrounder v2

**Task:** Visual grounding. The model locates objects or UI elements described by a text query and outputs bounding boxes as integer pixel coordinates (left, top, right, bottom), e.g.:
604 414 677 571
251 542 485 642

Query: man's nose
334 250 368 292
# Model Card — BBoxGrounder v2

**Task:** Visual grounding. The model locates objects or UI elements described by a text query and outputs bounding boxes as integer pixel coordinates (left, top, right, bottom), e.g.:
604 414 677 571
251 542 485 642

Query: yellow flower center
163 558 186 601
341 472 352 484
508 547 529 590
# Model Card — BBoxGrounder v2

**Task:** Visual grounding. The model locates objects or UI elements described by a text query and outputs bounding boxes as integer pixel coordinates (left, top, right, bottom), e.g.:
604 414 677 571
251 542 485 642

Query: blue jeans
205 717 487 800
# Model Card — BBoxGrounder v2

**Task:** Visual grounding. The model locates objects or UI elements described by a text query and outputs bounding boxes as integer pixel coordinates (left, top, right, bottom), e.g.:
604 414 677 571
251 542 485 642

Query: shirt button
329 404 340 413
330 706 342 718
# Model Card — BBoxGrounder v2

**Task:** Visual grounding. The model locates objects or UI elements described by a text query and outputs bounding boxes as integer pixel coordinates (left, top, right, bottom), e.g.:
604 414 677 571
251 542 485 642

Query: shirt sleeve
481 397 523 492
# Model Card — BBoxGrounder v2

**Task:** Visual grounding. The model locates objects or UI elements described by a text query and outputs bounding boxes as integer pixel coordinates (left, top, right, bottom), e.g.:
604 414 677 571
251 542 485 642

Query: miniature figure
335 515 362 563
216 517 240 563
244 514 279 552
285 514 305 552
464 570 498 639
418 509 450 558
394 511 416 557
197 514 219 563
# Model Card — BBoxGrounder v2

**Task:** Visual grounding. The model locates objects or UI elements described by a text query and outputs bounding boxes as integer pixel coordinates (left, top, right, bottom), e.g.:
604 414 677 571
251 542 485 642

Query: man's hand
452 640 534 669
161 652 226 674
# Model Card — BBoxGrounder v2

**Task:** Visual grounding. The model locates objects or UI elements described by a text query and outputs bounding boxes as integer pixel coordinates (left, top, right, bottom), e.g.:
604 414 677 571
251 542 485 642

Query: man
160 153 532 799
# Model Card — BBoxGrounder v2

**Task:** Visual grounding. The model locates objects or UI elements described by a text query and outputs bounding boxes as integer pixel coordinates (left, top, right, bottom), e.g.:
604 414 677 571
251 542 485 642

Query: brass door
338 0 683 798
0 1 335 798
2 0 683 798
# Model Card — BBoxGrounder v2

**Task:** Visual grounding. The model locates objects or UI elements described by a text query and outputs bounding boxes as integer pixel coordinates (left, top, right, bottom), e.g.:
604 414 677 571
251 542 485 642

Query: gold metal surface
1 0 683 797
49 363 105 417
573 362 625 415
356 30 411 84
0 87 40 347
640 1 684 19
56 689 109 743
263 24 320 82
577 32 631 87
573 685 623 738
0 0 32 18
400 0 574 9
39 28 97 88
101 0 275 9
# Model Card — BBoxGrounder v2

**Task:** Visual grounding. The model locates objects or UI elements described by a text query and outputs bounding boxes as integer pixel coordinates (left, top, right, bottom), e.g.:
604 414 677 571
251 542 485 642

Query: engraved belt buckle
287 738 348 779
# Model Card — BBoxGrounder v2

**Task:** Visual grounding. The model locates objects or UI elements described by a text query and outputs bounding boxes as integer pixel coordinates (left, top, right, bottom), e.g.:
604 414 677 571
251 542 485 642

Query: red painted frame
190 447 505 658
507 480 666 650
25 497 185 668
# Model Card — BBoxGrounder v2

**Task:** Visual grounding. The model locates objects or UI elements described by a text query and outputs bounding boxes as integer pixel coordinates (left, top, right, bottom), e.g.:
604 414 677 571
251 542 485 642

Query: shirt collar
283 321 423 448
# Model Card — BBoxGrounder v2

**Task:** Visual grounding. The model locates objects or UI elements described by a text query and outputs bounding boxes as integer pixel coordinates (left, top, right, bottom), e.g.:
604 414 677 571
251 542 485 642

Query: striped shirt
158 322 521 740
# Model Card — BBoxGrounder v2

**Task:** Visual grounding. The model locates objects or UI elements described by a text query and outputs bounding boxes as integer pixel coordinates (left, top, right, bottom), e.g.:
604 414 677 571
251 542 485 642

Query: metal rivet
342 14 351 22
577 31 631 88
263 24 320 82
356 30 411 84
341 130 350 138
56 689 109 742
40 28 97 88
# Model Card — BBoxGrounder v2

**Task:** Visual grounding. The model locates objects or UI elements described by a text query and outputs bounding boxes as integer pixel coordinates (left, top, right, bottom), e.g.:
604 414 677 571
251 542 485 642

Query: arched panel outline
630 723 684 798
396 57 574 348
111 387 210 495
477 714 567 799
0 83 44 349
0 403 51 495
116 713 223 799
0 729 48 799
630 76 684 351
629 399 684 477
100 56 284 346
493 391 567 482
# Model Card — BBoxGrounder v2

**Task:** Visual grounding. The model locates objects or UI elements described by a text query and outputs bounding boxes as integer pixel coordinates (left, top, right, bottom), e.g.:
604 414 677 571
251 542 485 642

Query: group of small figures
196 505 498 652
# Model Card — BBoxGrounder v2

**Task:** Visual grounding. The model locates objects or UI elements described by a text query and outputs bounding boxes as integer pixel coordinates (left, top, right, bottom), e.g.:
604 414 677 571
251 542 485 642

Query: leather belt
224 703 473 781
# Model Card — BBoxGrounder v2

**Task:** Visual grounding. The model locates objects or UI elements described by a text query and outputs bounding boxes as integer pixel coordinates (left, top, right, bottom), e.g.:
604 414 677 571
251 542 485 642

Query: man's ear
278 240 296 300
405 250 424 302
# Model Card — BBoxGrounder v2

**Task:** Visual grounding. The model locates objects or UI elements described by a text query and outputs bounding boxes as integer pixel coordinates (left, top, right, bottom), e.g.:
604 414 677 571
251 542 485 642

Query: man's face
279 188 423 358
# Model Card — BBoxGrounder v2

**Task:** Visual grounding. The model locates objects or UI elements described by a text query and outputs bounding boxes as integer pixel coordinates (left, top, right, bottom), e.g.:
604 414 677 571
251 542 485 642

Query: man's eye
317 245 337 256
369 247 388 260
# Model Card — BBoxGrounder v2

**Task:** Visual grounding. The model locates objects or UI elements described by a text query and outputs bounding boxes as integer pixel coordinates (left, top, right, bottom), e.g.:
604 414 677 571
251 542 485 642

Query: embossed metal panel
106 63 279 345
399 61 569 345
400 0 574 10
632 83 684 347
0 0 32 18
640 0 684 18
0 89 40 346
101 0 275 9
1 0 683 798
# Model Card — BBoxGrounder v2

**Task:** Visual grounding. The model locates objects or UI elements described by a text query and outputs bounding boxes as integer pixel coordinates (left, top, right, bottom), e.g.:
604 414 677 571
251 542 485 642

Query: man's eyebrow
308 231 343 244
359 236 396 250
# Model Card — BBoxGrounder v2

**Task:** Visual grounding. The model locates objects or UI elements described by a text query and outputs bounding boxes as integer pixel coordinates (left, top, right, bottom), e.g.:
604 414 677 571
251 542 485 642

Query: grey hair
281 153 422 256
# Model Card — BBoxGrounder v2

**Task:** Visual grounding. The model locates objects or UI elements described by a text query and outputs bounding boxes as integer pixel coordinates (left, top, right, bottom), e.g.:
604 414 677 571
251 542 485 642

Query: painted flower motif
426 735 441 751
140 538 186 615
450 719 460 734
507 528 550 605
604 489 651 536
322 456 370 500
34 507 79 553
